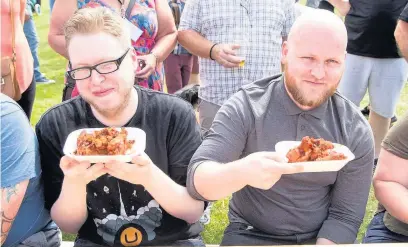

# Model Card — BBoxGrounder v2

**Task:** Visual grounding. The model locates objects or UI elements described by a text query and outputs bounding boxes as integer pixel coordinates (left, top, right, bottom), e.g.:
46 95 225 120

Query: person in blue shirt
0 94 60 247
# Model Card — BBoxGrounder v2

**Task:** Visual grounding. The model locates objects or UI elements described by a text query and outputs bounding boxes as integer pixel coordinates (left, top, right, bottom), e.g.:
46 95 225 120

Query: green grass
33 0 407 243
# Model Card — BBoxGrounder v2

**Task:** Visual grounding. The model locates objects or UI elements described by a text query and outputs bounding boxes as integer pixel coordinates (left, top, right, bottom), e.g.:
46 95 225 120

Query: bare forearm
374 180 408 223
152 31 177 63
395 21 408 62
144 165 204 224
51 179 88 233
326 0 350 16
48 34 69 59
178 30 214 59
193 161 248 201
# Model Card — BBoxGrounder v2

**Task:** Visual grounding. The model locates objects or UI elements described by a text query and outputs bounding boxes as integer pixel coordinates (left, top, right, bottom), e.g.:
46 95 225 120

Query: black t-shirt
345 0 408 58
35 87 203 246
400 3 408 21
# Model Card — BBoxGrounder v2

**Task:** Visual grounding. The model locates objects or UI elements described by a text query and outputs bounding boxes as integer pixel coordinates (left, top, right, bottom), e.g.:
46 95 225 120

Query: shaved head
288 9 347 49
282 9 348 110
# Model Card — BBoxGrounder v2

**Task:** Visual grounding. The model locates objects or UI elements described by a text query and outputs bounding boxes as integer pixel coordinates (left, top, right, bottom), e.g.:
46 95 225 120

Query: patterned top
179 0 295 105
167 0 190 55
75 0 162 91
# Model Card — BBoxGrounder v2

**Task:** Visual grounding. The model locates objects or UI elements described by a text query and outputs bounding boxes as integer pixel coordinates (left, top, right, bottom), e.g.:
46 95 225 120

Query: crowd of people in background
2 0 408 247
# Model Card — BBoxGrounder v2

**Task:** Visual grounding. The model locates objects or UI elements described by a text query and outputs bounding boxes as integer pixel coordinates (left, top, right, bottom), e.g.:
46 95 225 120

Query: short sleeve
382 113 408 160
400 3 408 22
1 97 38 188
187 91 253 200
178 0 201 33
189 91 252 166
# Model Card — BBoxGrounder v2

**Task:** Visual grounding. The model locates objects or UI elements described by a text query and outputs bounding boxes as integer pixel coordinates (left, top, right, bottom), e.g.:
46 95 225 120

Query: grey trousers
18 228 61 247
221 222 317 246
220 222 359 246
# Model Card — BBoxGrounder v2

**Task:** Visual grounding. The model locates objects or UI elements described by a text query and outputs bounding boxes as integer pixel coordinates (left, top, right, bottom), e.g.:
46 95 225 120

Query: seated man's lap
363 212 408 243
221 222 317 246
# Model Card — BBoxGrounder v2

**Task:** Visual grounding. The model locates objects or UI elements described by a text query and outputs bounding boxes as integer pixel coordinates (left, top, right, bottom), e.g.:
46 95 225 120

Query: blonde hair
64 7 131 49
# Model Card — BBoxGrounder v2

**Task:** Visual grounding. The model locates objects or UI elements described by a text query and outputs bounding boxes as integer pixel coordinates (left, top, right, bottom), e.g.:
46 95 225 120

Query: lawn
32 0 407 243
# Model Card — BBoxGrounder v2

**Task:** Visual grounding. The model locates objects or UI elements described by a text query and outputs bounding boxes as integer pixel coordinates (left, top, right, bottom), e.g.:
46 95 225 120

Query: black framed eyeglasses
66 48 131 80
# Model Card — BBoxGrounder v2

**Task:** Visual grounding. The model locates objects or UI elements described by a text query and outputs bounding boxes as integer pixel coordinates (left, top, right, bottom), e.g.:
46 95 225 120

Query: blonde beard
284 69 338 108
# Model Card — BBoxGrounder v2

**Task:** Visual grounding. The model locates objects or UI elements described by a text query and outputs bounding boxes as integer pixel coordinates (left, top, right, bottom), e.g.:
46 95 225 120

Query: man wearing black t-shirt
328 0 408 167
396 4 408 61
36 7 205 247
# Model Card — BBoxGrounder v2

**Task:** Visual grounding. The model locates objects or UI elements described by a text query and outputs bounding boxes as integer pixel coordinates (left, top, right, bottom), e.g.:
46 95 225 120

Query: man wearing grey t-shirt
187 10 374 245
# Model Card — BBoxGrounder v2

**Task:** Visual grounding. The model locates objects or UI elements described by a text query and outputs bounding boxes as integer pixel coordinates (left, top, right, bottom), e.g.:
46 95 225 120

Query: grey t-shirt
188 75 374 244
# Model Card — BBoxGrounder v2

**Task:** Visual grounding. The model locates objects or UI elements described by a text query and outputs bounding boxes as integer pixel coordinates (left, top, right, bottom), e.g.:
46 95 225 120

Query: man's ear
281 41 289 65
130 49 139 71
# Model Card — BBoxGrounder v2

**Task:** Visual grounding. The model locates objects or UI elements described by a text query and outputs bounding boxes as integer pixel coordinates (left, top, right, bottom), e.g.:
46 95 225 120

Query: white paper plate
275 141 355 173
63 127 146 163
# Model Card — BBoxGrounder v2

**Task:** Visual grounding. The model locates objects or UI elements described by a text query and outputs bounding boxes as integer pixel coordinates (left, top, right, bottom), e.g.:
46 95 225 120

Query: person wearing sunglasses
36 7 205 247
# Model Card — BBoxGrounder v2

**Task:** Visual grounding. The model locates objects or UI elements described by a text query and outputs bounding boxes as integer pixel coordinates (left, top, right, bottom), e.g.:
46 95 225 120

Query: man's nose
90 69 105 85
311 63 325 80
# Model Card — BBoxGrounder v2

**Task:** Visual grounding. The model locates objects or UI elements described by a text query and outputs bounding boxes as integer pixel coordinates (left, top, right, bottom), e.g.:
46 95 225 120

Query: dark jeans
16 77 36 121
221 222 317 246
363 212 408 243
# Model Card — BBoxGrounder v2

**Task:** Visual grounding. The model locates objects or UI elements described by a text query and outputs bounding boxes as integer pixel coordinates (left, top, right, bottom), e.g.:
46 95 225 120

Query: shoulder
239 74 282 113
383 113 408 155
0 94 24 118
214 76 282 124
36 97 84 133
0 94 32 137
388 113 408 138
139 87 195 116
242 74 282 92
1 95 38 185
